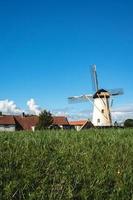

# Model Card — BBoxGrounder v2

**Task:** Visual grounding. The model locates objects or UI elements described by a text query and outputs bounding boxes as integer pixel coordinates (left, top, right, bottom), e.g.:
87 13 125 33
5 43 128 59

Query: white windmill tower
68 65 123 127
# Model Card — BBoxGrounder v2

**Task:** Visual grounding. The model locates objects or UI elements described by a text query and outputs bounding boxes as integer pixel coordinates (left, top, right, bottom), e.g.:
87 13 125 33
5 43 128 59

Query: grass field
0 129 133 200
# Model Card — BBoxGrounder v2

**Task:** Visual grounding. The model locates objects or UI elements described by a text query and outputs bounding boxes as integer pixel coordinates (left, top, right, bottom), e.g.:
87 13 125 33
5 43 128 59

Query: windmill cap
93 89 110 99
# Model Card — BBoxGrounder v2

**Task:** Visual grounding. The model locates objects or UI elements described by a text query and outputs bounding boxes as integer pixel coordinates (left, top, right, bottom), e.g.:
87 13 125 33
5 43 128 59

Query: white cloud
0 98 42 116
111 104 133 122
27 98 41 116
52 107 70 117
52 103 133 122
0 99 22 115
52 107 92 121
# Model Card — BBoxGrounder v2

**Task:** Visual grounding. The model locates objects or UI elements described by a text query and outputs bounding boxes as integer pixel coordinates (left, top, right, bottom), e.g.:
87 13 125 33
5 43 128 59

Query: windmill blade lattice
108 88 124 96
90 64 99 92
68 94 93 104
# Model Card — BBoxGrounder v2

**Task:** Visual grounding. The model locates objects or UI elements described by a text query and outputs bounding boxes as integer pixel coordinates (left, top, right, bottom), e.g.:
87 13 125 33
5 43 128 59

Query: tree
124 119 133 128
36 110 53 130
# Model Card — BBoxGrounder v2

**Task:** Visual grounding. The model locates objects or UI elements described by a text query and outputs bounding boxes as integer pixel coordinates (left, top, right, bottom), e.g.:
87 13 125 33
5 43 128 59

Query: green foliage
36 110 53 130
0 129 133 199
124 119 133 127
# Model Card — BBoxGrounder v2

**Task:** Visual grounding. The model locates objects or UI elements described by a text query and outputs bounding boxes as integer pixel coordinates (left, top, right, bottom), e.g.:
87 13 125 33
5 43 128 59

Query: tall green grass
0 129 133 200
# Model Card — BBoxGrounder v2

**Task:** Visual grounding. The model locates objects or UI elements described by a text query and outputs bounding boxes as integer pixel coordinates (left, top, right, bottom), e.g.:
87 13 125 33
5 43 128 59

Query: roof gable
14 116 39 130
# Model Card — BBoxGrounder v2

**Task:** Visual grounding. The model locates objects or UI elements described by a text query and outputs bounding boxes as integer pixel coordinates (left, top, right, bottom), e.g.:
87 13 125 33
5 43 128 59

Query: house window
5 125 10 128
101 109 104 113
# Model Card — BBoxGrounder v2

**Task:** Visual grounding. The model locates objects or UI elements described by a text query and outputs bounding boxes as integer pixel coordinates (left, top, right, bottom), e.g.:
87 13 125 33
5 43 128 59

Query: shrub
124 119 133 127
36 110 53 130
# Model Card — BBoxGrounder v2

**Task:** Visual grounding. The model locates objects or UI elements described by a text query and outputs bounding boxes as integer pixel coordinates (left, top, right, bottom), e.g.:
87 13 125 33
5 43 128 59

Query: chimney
22 112 25 117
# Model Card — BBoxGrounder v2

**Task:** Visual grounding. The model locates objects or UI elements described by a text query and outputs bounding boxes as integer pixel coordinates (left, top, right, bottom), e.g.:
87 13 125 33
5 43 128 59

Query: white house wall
75 126 81 131
0 125 16 132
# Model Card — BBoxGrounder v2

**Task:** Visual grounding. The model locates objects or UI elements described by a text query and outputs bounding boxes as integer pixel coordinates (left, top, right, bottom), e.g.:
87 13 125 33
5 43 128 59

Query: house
14 115 70 131
0 115 16 132
0 114 70 131
69 120 93 131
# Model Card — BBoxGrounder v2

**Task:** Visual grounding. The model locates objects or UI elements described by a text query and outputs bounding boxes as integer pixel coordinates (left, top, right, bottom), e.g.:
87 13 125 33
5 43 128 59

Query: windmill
68 65 123 127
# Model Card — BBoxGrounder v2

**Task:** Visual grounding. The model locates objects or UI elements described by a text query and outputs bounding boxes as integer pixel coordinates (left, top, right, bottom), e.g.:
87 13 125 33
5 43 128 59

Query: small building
69 120 93 131
50 116 70 129
0 116 16 132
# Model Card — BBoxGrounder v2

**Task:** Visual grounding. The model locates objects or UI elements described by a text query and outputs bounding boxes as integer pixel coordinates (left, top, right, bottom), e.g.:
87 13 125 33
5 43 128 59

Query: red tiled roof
69 120 88 126
0 116 16 125
0 115 69 130
14 116 39 131
14 116 69 130
53 116 69 125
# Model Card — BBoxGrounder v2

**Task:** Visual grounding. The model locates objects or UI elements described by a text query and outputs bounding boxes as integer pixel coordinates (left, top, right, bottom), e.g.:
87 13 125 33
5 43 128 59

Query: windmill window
101 109 104 113
97 119 100 123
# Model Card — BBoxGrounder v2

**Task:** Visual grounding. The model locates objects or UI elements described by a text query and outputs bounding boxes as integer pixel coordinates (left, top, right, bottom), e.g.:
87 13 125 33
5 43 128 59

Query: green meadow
0 129 133 200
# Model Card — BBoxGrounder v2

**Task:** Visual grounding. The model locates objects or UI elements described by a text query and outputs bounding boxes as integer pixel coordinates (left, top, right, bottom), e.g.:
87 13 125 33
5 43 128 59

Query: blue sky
0 0 133 120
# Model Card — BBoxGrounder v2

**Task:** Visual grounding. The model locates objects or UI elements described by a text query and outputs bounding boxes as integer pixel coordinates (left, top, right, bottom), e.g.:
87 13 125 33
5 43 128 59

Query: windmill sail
110 99 114 107
68 94 93 104
108 88 124 96
90 64 99 92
